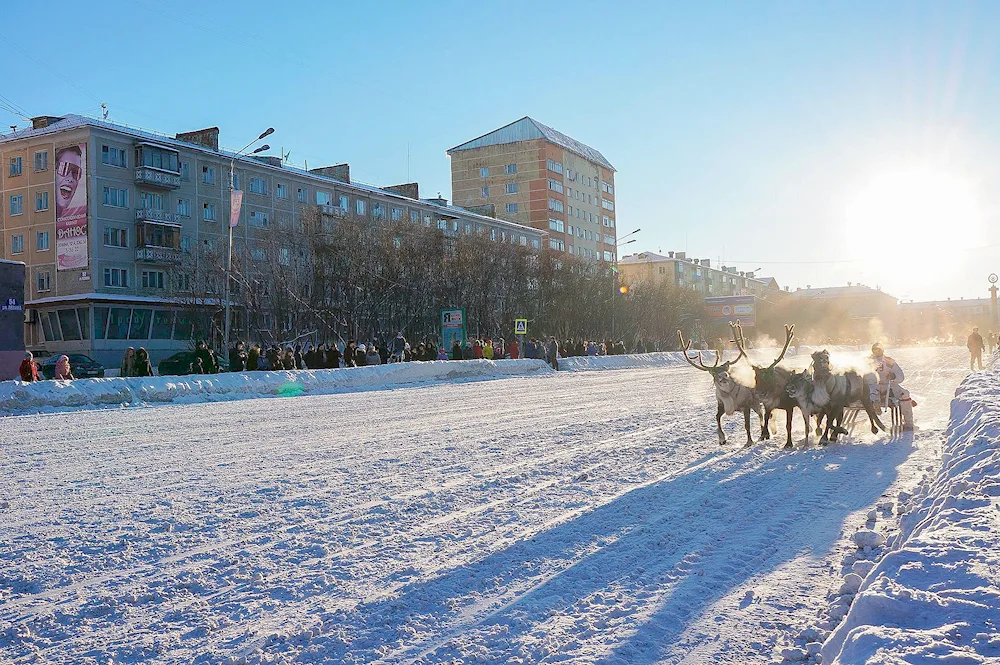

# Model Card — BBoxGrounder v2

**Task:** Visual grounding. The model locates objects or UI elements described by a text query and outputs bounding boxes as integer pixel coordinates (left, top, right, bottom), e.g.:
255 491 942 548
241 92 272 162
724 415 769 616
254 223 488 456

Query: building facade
898 297 996 342
0 115 545 366
616 250 780 298
448 117 617 261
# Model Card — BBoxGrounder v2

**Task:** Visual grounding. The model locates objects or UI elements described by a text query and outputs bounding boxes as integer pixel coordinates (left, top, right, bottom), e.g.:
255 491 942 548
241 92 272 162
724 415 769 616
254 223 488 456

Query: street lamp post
610 229 641 340
224 127 274 354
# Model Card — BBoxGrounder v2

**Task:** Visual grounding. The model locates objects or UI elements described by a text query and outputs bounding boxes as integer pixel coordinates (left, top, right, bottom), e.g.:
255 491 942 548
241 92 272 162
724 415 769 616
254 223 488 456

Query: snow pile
818 368 1000 664
0 359 552 414
560 352 700 372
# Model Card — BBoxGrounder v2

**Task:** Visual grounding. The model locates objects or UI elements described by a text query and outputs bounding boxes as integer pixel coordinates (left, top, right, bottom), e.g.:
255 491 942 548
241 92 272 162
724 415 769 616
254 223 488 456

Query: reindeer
677 327 762 446
785 351 886 444
732 322 803 449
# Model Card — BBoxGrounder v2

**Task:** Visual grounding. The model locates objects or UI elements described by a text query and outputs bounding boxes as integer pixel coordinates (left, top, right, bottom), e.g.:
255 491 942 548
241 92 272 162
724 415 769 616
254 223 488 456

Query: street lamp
224 127 274 354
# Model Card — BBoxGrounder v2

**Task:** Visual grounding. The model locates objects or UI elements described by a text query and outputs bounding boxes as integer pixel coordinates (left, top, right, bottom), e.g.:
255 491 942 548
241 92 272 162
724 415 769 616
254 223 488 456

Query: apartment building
617 251 780 298
448 117 617 261
0 114 545 365
898 297 995 341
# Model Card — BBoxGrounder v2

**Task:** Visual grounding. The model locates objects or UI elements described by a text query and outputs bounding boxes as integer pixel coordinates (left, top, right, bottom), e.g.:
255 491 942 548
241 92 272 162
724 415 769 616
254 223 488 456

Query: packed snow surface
0 346 973 663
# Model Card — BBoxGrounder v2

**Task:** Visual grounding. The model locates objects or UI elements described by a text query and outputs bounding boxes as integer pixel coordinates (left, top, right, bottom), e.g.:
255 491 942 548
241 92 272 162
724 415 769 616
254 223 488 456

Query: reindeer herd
677 323 887 448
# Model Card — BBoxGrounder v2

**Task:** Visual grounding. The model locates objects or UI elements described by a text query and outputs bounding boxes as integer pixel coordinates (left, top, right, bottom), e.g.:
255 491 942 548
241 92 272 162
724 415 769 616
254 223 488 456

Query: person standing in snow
19 351 39 382
391 332 406 363
967 327 985 370
195 341 216 375
326 343 342 369
229 341 248 373
134 348 153 377
546 336 560 371
365 344 381 366
247 344 261 371
509 338 520 359
54 355 74 380
120 347 136 378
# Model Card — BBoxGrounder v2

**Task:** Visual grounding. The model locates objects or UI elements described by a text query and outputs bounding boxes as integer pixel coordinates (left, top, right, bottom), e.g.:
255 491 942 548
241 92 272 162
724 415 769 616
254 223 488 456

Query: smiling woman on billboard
55 143 88 271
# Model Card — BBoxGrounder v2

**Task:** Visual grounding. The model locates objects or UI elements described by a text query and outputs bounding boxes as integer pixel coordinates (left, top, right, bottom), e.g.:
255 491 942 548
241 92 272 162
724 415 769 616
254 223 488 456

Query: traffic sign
514 318 528 335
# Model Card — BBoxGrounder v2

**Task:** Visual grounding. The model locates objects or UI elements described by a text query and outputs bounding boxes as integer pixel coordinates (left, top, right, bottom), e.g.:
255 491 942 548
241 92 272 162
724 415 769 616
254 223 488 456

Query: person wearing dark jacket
968 327 985 370
343 341 357 367
19 352 39 382
546 337 559 371
134 347 154 377
247 344 260 371
229 342 248 372
293 345 304 370
452 341 462 360
195 341 216 374
266 346 281 371
326 343 341 369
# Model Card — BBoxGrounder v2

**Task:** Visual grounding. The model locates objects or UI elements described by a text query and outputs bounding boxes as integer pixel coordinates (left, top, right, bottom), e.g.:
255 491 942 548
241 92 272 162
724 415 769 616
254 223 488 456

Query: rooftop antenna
407 142 410 182
304 159 308 171
281 147 291 163
101 103 108 120
8 126 16 133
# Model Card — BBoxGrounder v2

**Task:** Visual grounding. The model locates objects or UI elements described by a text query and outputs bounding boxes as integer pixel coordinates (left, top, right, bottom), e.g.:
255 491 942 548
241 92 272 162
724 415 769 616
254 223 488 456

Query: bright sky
3 0 998 302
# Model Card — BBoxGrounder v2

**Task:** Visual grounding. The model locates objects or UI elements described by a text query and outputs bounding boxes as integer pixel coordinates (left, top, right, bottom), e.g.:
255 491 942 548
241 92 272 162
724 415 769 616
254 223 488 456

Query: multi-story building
617 250 780 298
898 297 996 341
781 283 900 342
0 114 545 365
448 117 617 261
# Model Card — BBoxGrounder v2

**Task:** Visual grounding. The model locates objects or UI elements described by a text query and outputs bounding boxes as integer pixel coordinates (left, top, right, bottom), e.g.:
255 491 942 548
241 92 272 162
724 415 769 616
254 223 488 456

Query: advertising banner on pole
440 308 466 354
704 295 757 327
55 143 88 271
0 260 26 380
230 189 244 228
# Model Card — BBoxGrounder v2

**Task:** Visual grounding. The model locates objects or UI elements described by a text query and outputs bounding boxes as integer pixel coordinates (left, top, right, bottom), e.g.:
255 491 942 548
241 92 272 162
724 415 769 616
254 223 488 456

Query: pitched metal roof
447 117 615 172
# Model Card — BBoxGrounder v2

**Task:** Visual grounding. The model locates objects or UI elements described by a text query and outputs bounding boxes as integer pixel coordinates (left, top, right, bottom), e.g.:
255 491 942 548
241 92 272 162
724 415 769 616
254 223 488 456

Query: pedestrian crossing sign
514 318 528 335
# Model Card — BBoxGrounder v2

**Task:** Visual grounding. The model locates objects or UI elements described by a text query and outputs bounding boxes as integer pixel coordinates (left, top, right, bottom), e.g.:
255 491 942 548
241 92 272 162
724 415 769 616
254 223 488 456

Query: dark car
40 353 105 379
158 351 228 376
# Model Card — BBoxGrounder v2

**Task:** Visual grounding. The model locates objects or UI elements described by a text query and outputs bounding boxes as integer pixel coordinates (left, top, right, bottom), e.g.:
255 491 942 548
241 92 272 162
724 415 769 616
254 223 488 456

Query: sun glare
844 167 981 260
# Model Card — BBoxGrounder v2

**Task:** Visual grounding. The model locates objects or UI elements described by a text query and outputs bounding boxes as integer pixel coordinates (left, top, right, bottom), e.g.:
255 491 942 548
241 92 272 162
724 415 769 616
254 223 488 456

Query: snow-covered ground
0 346 973 663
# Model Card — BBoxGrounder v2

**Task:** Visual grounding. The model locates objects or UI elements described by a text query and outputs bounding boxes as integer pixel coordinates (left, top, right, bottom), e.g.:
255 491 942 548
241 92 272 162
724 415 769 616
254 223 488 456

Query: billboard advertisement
55 142 88 271
440 307 467 355
705 295 756 327
0 260 26 379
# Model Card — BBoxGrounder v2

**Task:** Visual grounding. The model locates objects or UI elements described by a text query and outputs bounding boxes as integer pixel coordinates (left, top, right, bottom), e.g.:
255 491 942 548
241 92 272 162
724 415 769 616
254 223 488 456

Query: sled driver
868 342 914 430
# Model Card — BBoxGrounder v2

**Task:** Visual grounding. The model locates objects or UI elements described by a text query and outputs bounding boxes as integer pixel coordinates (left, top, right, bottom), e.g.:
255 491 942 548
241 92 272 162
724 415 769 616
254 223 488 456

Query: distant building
448 117 617 261
616 250 780 298
782 283 900 342
0 114 545 365
899 297 996 342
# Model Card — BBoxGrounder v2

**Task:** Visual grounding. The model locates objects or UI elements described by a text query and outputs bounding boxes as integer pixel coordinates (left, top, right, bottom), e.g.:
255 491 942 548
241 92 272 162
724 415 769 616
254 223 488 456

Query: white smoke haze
754 333 778 349
729 357 757 389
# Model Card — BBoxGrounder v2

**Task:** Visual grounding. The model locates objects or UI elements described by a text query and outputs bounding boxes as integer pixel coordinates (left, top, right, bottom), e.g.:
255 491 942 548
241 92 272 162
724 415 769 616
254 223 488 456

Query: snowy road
0 346 970 664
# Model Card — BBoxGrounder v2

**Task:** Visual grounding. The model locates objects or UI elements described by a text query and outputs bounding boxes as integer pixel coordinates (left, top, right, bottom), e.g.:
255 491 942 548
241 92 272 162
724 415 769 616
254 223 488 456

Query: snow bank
821 369 1000 664
559 352 697 372
0 359 552 415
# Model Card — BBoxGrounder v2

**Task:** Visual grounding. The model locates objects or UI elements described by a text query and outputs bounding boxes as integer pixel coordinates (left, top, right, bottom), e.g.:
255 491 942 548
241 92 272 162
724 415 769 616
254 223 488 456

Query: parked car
157 351 228 376
40 353 105 379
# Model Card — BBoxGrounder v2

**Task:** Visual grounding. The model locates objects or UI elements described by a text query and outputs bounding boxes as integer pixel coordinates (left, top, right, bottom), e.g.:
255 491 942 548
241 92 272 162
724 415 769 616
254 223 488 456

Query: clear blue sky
3 0 998 302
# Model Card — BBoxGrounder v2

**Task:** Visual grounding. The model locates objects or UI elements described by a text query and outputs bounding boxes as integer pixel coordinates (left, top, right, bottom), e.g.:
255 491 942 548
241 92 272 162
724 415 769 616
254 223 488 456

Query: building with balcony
448 117 617 261
0 114 545 365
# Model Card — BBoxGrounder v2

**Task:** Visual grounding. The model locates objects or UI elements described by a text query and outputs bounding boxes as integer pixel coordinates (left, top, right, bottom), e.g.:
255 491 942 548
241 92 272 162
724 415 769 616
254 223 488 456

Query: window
141 270 166 289
505 183 519 194
505 163 517 174
479 167 489 178
548 179 563 193
391 207 402 221
137 145 178 172
35 191 49 211
356 199 366 216
181 235 191 254
372 203 385 219
102 186 129 208
249 211 270 228
33 151 48 172
276 183 287 199
423 214 431 226
316 191 331 206
410 210 419 223
9 156 22 177
249 177 268 195
548 218 564 233
505 203 519 214
37 270 51 292
180 162 190 180
203 202 216 221
549 239 565 251
604 234 615 244
151 310 174 339
129 309 152 340
231 172 240 190
251 247 266 261
547 159 563 174
566 169 576 181
548 198 564 213
140 191 163 210
10 234 24 254
297 187 306 202
104 267 129 288
568 206 573 216
602 182 614 195
336 194 349 211
480 186 489 197
36 231 50 251
279 247 290 265
602 198 615 211
202 166 215 184
177 198 191 217
603 215 614 228
437 219 448 230
9 195 23 216
101 145 127 167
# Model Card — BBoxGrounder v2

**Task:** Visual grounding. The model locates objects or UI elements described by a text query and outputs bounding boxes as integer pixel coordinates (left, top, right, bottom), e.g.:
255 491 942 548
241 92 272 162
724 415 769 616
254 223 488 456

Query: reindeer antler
765 324 795 370
676 330 714 372
731 321 750 363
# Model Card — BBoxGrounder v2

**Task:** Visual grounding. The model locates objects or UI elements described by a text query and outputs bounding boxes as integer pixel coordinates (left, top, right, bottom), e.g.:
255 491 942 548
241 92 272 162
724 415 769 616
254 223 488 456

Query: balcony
135 208 180 223
135 247 182 264
319 204 347 217
134 167 181 189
